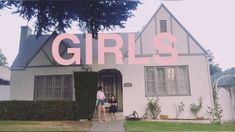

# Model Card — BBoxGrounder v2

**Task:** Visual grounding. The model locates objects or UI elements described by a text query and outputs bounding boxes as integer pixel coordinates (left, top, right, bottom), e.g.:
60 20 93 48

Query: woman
96 86 108 122
109 95 117 119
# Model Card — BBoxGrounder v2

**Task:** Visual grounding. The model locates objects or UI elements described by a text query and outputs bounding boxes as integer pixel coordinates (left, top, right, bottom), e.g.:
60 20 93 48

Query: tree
207 50 222 75
1 0 140 38
0 49 8 67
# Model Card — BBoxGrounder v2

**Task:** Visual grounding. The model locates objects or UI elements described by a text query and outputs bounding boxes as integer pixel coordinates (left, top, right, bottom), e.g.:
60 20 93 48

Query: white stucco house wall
0 66 10 100
11 4 213 119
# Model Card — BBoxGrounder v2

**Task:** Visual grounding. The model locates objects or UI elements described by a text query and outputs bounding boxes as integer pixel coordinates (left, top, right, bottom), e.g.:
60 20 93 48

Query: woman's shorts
97 99 105 105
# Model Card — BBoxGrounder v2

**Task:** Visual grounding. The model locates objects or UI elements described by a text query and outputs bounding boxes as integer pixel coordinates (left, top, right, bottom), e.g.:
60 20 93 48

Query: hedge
74 72 98 120
0 101 75 120
0 72 98 120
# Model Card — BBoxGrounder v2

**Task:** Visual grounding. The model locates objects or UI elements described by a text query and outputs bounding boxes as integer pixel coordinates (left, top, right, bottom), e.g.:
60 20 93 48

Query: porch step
92 112 124 121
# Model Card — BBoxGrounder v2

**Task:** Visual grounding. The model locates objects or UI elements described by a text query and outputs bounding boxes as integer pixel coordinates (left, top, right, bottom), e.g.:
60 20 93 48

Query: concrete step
92 112 124 121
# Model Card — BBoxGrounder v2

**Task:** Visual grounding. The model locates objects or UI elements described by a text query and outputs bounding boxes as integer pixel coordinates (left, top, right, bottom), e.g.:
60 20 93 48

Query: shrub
207 87 223 123
0 72 99 120
173 101 185 119
74 72 98 120
190 97 202 118
159 114 169 120
0 101 75 120
147 97 161 119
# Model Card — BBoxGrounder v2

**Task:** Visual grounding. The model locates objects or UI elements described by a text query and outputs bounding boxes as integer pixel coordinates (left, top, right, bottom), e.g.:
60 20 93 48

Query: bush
74 72 98 120
0 101 75 120
173 101 185 119
147 97 161 119
190 97 202 118
207 87 223 123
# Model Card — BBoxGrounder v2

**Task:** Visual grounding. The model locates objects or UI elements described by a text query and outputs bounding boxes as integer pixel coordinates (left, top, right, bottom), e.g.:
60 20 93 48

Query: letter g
52 33 80 65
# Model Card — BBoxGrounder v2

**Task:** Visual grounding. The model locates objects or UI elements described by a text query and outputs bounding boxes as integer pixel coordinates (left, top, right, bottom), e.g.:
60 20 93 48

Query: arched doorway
98 69 123 111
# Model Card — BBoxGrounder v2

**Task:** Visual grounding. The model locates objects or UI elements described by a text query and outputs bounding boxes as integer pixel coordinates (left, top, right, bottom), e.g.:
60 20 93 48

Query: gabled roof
11 32 133 69
135 4 207 54
11 34 53 69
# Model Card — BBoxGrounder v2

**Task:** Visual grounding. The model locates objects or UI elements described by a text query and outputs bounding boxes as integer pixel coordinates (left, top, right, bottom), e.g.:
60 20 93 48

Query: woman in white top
96 86 107 122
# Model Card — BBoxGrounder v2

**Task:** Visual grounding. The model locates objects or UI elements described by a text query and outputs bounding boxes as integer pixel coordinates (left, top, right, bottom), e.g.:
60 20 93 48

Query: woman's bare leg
113 113 117 119
102 106 108 121
110 112 113 120
98 105 102 122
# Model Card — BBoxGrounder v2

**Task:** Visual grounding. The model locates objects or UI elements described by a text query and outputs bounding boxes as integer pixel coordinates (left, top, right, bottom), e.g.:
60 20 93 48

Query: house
0 66 10 100
211 68 235 121
11 4 213 119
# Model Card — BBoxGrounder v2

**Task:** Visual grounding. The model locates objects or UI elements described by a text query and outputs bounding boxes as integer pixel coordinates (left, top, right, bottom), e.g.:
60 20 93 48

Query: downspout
205 55 215 121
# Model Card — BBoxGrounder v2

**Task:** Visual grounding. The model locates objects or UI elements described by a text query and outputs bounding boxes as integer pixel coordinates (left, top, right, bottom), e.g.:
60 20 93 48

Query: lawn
0 120 91 131
124 121 235 131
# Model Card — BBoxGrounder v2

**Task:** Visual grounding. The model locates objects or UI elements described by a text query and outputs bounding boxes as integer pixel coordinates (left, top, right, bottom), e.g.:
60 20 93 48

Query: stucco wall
0 85 10 100
90 54 213 119
0 67 10 100
10 66 83 100
217 88 233 121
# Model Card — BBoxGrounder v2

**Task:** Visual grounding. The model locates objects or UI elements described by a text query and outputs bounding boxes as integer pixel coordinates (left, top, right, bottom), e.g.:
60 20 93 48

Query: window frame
34 75 73 101
144 65 191 97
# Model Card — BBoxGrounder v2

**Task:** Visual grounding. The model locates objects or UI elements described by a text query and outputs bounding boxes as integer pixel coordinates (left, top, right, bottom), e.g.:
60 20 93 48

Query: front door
100 74 116 102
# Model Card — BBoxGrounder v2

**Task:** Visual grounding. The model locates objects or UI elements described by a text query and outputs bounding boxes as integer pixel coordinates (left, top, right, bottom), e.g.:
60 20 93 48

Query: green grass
0 120 91 131
124 121 235 131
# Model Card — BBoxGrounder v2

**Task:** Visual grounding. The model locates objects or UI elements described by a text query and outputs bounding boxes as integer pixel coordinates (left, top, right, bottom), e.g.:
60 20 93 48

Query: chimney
19 26 32 53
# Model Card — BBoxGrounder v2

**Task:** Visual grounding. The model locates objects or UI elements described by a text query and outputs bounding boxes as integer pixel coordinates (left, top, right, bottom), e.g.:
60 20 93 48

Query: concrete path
89 120 125 132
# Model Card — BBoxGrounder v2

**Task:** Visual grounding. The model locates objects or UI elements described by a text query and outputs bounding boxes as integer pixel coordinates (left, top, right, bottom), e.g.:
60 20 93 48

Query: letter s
153 33 178 64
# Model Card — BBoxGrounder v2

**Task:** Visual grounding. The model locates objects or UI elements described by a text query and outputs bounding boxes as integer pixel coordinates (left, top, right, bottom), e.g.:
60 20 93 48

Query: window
0 78 10 86
160 20 167 32
145 66 190 96
34 75 72 100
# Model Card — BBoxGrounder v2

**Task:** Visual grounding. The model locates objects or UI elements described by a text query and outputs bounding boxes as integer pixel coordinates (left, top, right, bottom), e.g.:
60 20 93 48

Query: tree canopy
0 0 140 38
0 49 8 67
207 50 222 75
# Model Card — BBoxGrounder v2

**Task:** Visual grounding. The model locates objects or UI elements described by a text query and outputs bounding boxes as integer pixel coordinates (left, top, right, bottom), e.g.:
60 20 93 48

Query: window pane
157 68 166 95
34 75 72 101
145 66 190 96
160 20 167 32
146 68 155 96
54 76 62 99
177 67 190 95
63 76 72 99
165 68 177 95
45 76 53 99
35 76 43 99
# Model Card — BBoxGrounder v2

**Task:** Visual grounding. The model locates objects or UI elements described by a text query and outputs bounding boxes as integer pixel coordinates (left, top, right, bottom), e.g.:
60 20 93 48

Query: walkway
89 120 125 132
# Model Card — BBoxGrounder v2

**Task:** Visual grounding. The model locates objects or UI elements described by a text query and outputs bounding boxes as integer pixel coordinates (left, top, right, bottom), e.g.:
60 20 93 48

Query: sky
0 0 235 70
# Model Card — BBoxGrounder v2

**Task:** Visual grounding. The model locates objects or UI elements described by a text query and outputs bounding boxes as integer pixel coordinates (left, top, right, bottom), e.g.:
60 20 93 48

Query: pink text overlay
52 33 178 65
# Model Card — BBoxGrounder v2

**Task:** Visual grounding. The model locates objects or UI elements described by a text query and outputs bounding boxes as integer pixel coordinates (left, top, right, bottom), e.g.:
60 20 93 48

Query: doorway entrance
98 69 123 111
